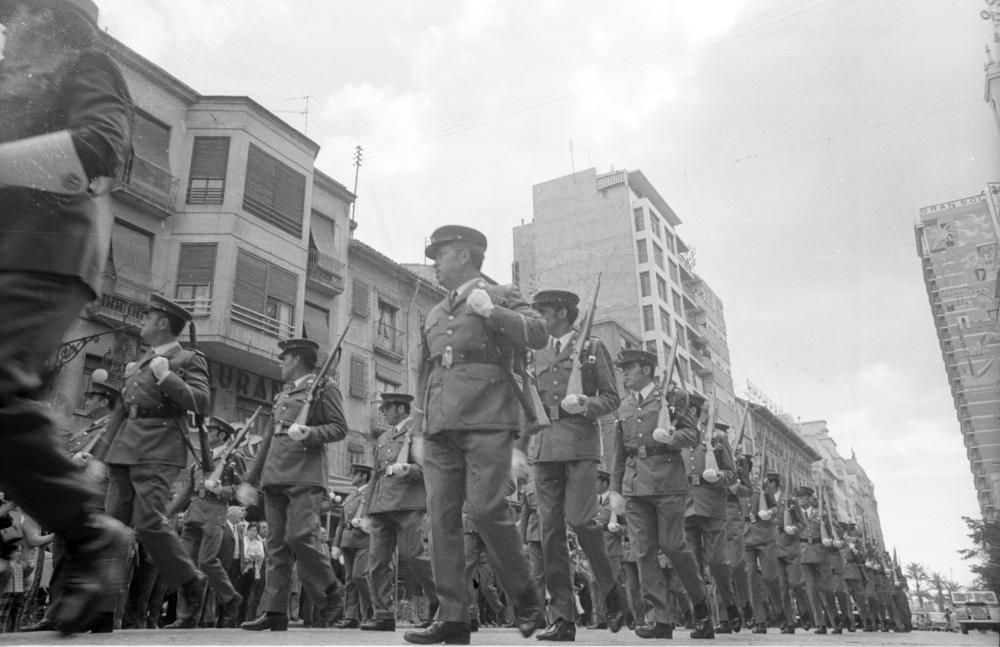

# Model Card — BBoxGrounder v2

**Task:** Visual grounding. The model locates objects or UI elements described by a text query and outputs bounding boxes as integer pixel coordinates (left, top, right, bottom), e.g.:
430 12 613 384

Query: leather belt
802 537 823 545
431 347 500 369
624 444 675 459
128 405 176 419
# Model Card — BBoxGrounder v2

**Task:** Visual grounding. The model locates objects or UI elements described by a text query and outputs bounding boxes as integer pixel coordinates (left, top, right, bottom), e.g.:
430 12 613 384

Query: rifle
701 385 721 481
564 273 601 398
243 317 354 490
655 339 683 432
205 406 263 484
189 325 213 473
734 399 751 455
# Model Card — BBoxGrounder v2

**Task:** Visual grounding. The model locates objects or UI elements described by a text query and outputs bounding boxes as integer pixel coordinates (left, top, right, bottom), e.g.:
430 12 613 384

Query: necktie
554 340 561 354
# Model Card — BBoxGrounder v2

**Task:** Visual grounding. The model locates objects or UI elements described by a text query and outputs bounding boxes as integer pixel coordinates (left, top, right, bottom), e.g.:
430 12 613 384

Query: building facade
513 168 738 434
914 192 1000 521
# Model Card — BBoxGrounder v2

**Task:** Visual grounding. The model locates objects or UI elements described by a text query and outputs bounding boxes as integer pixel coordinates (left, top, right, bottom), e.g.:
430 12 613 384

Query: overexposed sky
94 0 999 585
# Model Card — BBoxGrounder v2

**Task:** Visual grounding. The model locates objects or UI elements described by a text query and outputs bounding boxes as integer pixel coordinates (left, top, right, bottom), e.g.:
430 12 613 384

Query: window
352 279 371 318
672 290 683 315
642 305 654 331
650 215 661 239
653 242 664 270
243 144 306 236
187 137 229 204
349 353 368 399
133 111 170 169
636 239 648 264
675 321 686 349
665 230 676 254
347 441 366 467
659 308 670 333
668 259 679 283
662 341 672 362
639 272 651 297
633 208 644 231
376 298 404 356
232 250 297 337
656 275 668 301
645 340 656 354
304 301 330 346
108 220 153 302
175 243 216 316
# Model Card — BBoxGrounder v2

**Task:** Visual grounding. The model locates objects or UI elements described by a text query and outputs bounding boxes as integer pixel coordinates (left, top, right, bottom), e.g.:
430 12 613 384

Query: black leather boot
240 612 289 631
403 620 471 645
535 618 575 641
635 621 673 638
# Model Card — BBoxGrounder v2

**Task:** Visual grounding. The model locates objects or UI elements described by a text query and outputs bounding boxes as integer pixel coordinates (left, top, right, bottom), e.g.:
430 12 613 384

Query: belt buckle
691 474 701 486
638 445 647 459
442 346 453 369
128 405 138 419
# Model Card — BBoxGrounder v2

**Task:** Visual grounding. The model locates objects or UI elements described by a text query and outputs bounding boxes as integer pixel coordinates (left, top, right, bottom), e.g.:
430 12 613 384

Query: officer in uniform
332 463 373 629
238 337 348 631
0 0 134 634
524 289 626 641
92 294 210 629
841 523 873 631
773 475 806 634
404 225 547 646
608 349 714 640
743 471 782 634
67 380 121 466
683 420 741 634
165 417 245 628
593 469 626 630
795 486 837 634
364 392 439 632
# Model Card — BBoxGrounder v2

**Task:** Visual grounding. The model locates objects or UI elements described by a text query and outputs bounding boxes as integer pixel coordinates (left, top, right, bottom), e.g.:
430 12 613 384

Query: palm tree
905 562 928 610
943 579 964 609
927 572 947 612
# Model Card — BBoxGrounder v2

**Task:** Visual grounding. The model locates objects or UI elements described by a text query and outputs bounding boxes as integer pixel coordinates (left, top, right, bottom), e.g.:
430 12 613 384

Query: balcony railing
231 303 295 339
87 280 148 328
173 297 213 318
374 322 405 359
118 155 177 214
307 248 346 295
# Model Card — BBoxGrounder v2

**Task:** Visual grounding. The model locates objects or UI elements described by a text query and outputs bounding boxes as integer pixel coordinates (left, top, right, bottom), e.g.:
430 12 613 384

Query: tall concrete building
915 192 1000 521
513 168 738 434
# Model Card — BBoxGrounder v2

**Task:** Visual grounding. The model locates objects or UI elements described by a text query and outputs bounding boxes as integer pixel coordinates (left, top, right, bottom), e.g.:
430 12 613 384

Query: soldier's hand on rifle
511 448 529 481
560 394 587 415
387 463 411 477
83 458 106 482
71 451 91 465
287 423 309 442
236 482 258 506
150 356 170 381
607 521 621 533
467 288 494 317
330 546 342 560
203 479 222 494
652 426 674 444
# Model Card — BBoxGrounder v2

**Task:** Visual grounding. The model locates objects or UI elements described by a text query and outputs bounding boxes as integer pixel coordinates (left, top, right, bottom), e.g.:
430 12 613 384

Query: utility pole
350 145 363 225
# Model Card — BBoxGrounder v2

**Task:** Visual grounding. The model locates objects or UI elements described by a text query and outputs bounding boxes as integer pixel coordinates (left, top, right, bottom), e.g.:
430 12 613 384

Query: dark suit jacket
334 487 370 550
367 418 426 514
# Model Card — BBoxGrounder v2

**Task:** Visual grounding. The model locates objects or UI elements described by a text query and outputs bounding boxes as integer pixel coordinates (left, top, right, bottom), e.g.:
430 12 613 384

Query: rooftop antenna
275 95 313 135
350 145 363 225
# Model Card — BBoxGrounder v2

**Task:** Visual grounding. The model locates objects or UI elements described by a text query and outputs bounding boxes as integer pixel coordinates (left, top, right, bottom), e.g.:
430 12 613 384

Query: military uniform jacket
827 545 845 573
774 492 802 559
611 385 699 497
528 333 619 462
367 418 426 514
594 493 624 558
842 545 866 581
744 489 778 547
259 375 347 488
0 48 132 296
334 487 370 550
65 415 110 455
170 452 246 524
797 507 828 565
97 344 210 468
682 432 738 520
418 280 547 434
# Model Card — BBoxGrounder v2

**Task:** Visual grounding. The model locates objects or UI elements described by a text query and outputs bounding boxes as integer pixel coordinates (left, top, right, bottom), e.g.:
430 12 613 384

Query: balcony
231 303 295 339
114 155 177 217
173 297 213 319
374 322 405 361
306 248 346 295
689 353 713 377
86 280 148 329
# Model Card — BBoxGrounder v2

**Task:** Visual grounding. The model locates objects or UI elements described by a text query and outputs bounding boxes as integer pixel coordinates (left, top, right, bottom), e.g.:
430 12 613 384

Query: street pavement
1 625 996 646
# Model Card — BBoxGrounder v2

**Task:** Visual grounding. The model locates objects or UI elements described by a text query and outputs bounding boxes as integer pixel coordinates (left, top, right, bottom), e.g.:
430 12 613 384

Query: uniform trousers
0 274 99 540
526 540 544 596
340 546 370 621
593 554 624 622
368 509 436 620
775 549 808 623
685 515 735 619
864 575 884 626
625 494 706 625
724 509 750 612
845 576 871 627
800 558 836 627
464 530 505 621
179 509 239 604
260 485 336 614
622 559 645 624
828 564 852 628
536 460 617 622
106 464 198 589
422 429 534 623
744 540 782 623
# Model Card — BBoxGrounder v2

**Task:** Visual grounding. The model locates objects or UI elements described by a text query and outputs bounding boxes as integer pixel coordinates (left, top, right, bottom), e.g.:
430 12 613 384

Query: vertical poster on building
920 194 1000 396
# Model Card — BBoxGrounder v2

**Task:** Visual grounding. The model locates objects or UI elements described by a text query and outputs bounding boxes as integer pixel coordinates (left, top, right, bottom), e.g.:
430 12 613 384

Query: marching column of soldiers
0 2 913 637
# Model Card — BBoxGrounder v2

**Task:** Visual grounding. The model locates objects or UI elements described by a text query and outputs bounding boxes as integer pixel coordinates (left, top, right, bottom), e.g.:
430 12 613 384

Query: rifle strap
173 414 205 468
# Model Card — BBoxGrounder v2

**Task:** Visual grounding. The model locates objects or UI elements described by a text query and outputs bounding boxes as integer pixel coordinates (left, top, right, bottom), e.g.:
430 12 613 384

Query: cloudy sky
93 0 999 585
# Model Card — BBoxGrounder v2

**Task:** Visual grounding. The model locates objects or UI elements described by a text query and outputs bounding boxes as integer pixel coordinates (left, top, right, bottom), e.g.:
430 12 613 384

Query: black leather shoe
241 613 289 631
514 587 545 638
469 617 479 632
781 623 796 634
536 618 575 641
726 605 742 632
19 618 57 632
605 583 627 633
635 621 673 638
690 614 714 639
218 592 243 628
714 619 733 634
832 626 843 634
166 572 206 628
334 618 359 628
752 623 767 634
403 620 471 644
361 618 396 631
89 612 114 633
815 625 828 634
322 583 343 626
587 621 607 630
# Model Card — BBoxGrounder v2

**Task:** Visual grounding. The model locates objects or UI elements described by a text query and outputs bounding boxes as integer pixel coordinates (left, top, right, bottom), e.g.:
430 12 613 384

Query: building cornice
195 96 320 156
627 170 682 227
746 401 823 462
349 240 446 297
98 33 199 104
313 169 356 204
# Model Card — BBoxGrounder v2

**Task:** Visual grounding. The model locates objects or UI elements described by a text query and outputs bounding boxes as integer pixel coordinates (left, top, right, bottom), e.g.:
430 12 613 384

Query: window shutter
245 145 275 206
190 137 230 178
133 112 170 169
176 243 217 285
234 250 267 312
349 354 368 399
266 264 297 303
352 279 370 318
111 222 152 300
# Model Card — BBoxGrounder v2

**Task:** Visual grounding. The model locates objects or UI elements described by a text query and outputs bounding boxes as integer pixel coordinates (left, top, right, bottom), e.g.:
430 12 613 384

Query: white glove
607 522 621 533
150 356 170 381
84 458 106 482
203 479 222 494
757 509 772 521
287 423 309 442
329 546 342 560
350 517 362 528
71 451 91 465
511 448 529 481
652 427 673 444
236 482 258 506
702 468 720 483
784 525 798 535
333 494 343 504
387 463 412 477
833 539 845 548
821 538 833 547
606 490 626 515
560 394 587 415
467 288 494 317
